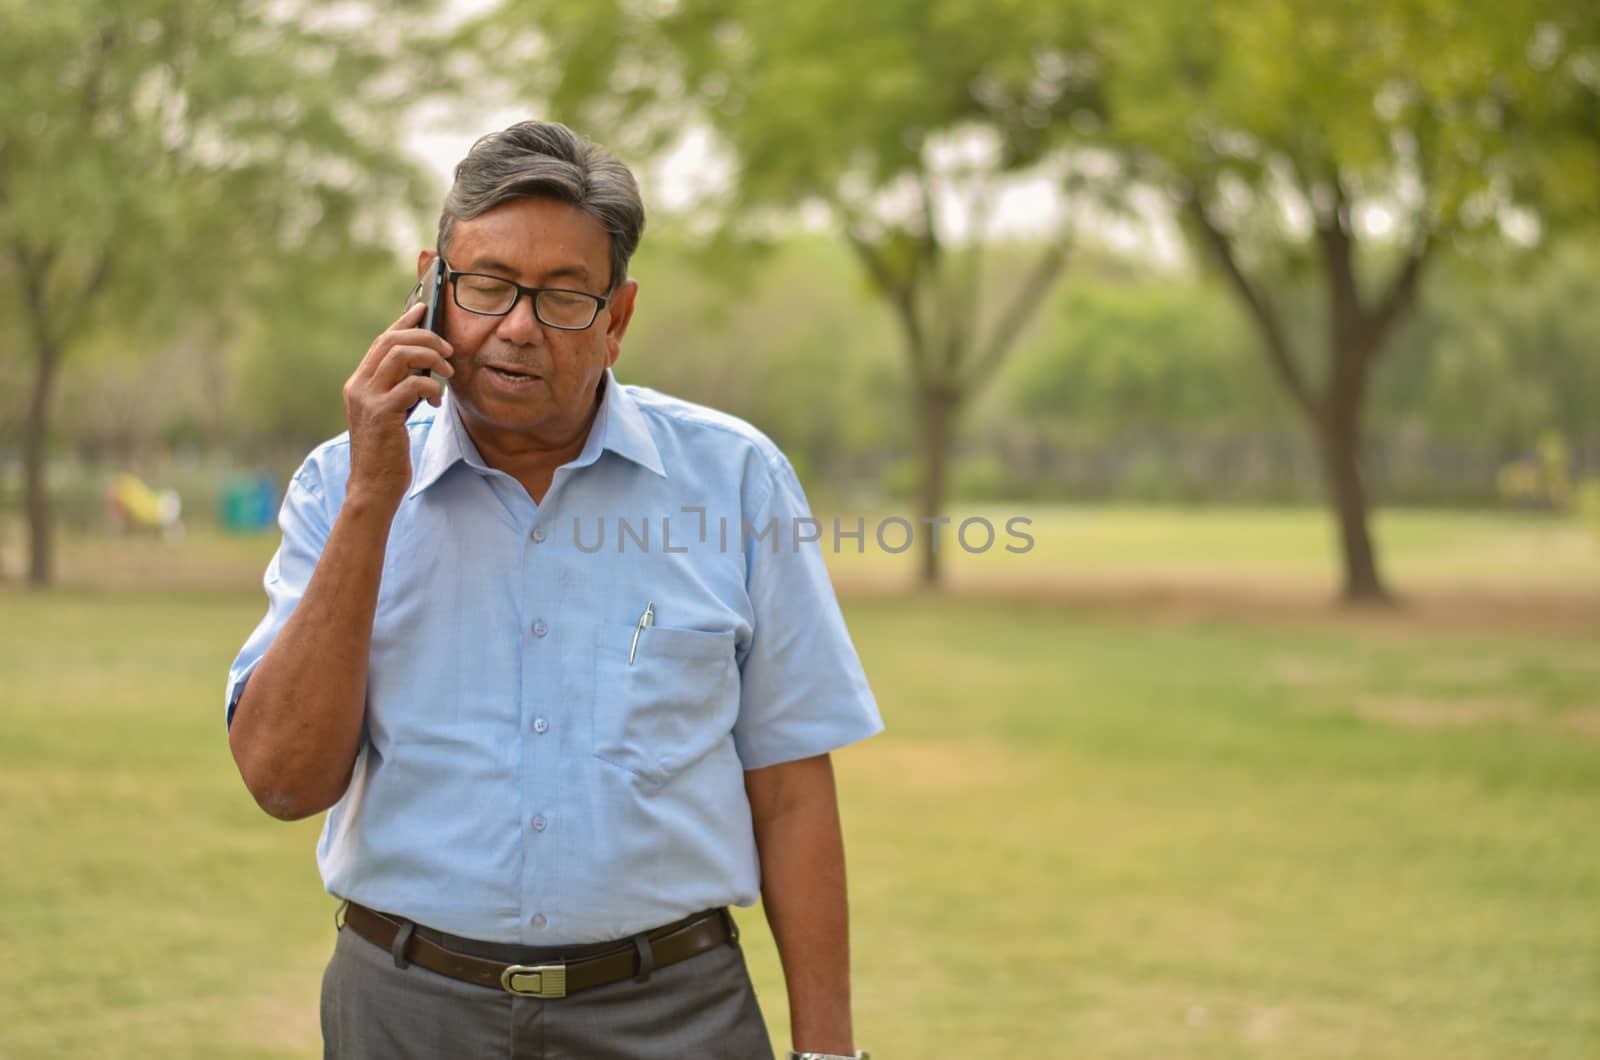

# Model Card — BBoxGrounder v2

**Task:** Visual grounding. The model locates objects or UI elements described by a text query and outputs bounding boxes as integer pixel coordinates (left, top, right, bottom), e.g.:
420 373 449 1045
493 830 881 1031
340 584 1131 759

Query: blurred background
1 1 1596 1057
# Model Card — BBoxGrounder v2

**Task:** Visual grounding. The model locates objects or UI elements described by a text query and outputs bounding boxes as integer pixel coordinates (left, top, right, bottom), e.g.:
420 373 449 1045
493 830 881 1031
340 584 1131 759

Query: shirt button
531 815 548 832
531 913 547 929
533 717 549 734
531 526 547 543
533 620 548 638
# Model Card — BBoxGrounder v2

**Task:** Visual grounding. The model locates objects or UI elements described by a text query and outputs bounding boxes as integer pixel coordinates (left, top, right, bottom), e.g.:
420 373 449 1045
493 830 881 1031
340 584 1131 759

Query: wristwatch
788 1053 869 1060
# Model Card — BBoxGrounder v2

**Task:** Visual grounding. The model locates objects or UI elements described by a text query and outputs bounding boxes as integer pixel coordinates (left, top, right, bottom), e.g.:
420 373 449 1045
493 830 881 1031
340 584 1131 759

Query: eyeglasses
445 266 611 331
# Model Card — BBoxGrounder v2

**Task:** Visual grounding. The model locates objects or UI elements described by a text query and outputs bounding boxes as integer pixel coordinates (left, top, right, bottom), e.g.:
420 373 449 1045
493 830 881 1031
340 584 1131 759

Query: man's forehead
449 196 610 282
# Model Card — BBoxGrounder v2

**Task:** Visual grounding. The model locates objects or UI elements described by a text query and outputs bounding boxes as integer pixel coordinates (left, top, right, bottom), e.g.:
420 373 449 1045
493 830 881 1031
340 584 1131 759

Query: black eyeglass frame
443 264 612 331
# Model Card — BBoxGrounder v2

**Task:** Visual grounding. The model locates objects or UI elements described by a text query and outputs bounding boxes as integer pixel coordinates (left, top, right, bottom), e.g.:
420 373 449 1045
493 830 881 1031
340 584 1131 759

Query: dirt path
833 569 1600 635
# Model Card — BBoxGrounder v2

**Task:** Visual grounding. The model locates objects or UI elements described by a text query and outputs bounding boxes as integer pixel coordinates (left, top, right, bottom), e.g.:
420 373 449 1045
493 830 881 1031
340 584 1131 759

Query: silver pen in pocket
628 601 655 665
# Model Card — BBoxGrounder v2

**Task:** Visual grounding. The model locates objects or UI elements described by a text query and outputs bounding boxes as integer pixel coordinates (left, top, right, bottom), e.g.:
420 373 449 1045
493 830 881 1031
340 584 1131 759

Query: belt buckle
500 963 568 999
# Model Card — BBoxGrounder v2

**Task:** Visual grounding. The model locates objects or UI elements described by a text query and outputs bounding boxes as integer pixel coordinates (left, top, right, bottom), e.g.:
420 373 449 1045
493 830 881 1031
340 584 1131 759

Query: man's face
422 196 637 448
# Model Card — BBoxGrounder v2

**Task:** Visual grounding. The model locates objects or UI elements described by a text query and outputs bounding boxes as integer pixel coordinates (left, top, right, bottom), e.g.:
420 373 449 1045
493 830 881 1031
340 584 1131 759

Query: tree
1101 0 1594 603
470 0 1102 586
1389 241 1600 464
0 0 448 586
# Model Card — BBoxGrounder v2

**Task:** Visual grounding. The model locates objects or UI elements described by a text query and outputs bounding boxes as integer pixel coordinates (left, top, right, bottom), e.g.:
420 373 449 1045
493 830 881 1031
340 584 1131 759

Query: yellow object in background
108 472 184 540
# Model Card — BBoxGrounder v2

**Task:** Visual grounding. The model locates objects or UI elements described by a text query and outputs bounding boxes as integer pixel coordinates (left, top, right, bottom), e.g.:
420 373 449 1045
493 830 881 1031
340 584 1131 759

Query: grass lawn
819 503 1600 593
1 507 1596 1057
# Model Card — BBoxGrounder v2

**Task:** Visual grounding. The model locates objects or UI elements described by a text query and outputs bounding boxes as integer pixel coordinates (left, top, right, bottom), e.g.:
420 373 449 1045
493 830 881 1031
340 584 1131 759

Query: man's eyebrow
461 257 593 285
461 256 520 275
539 264 593 285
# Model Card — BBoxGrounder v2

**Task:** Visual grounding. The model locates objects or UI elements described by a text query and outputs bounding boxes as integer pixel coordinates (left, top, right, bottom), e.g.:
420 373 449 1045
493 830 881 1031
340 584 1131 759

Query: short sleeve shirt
225 372 883 943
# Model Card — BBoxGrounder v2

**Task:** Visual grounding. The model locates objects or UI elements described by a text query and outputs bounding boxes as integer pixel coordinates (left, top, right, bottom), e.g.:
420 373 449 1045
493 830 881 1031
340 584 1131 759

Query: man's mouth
486 364 540 382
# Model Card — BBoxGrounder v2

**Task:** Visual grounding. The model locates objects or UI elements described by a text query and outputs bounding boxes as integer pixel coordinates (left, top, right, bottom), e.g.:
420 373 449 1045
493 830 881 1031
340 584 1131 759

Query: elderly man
225 120 880 1060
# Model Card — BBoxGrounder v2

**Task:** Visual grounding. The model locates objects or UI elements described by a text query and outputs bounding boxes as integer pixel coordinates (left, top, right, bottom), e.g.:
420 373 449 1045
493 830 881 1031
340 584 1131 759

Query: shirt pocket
592 621 739 788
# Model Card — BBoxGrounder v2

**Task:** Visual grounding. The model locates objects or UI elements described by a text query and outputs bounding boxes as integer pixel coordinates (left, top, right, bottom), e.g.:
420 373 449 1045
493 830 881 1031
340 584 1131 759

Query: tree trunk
0 452 9 579
915 385 958 589
1317 396 1389 605
23 343 62 588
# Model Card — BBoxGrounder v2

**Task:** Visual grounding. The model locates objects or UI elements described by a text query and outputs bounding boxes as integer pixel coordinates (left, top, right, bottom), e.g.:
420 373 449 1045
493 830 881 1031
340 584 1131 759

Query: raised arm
228 301 452 820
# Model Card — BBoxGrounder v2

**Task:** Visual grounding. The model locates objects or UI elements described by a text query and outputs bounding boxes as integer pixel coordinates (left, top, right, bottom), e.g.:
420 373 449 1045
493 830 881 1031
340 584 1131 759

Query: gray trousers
320 918 776 1060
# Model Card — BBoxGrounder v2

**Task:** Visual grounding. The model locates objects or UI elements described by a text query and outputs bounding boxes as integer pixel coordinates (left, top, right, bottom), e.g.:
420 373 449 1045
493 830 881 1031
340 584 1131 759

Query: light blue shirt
226 371 882 944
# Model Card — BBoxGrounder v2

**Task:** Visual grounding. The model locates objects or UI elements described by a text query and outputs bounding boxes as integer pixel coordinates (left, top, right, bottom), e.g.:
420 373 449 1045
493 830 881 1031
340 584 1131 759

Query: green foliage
227 246 418 456
1104 0 1575 237
1514 0 1600 222
472 0 1113 585
1090 0 1599 397
11 230 1596 509
1384 241 1600 452
0 0 445 344
1091 0 1600 595
0 0 459 579
983 238 1600 505
1008 236 1600 455
1009 277 1284 434
620 233 906 492
481 0 1096 199
4 0 1595 522
462 0 1600 596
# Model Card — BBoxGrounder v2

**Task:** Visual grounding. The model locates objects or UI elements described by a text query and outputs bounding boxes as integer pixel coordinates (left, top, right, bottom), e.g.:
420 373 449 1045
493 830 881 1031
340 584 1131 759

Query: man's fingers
373 344 455 387
354 303 439 380
394 300 427 330
344 344 451 424
350 370 445 419
390 373 445 412
388 328 454 359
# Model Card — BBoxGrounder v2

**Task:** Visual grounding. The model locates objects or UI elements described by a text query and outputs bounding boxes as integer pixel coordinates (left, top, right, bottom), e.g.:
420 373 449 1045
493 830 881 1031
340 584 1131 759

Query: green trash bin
220 474 276 532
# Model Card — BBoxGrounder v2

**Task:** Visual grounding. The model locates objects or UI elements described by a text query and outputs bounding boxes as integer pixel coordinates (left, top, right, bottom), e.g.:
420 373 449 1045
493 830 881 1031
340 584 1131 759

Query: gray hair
436 121 645 292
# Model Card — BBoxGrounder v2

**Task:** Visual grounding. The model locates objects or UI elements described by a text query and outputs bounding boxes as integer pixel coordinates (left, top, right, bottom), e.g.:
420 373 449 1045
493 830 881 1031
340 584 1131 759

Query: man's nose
494 291 545 345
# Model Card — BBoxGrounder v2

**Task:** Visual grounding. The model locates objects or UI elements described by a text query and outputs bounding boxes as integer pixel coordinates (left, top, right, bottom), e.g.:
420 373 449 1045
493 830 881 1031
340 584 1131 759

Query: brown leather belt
339 901 736 999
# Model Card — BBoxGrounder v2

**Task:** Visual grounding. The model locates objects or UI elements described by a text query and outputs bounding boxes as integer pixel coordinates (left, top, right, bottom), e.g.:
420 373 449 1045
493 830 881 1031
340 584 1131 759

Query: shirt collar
575 369 668 478
405 389 478 499
407 368 665 499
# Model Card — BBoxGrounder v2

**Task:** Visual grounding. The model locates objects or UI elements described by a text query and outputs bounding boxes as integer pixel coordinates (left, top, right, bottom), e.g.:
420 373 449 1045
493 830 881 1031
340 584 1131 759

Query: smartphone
403 257 447 413
405 254 447 350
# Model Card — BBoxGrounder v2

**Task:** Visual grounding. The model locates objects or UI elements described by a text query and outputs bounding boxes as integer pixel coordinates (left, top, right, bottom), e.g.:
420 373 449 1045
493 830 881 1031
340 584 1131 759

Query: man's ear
603 279 639 369
416 250 435 279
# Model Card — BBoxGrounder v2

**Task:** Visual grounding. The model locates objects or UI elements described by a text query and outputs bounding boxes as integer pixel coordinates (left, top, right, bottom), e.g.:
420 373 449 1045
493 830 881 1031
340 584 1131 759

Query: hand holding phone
342 292 453 509
405 256 448 360
402 256 450 414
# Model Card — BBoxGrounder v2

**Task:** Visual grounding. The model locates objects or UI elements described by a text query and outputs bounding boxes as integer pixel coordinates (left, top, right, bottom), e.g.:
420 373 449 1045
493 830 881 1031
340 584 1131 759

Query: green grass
0 587 330 1057
820 504 1600 592
1 510 1597 1057
825 597 1599 1058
